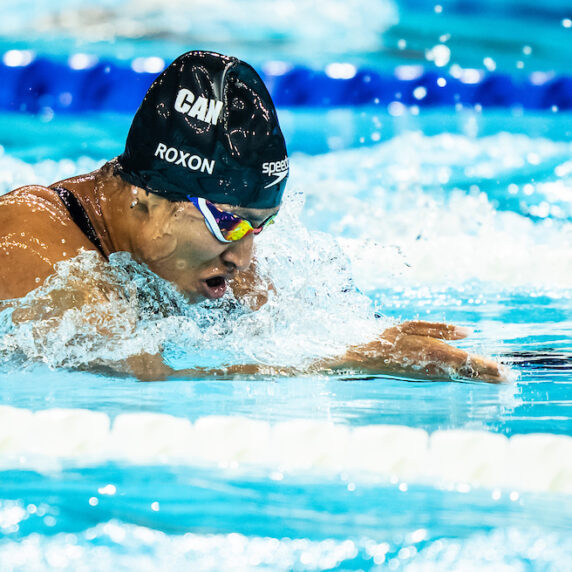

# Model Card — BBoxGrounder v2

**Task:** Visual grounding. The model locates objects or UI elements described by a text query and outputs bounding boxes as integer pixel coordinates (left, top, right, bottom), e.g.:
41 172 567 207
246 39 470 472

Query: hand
100 321 507 384
229 258 274 311
329 321 508 384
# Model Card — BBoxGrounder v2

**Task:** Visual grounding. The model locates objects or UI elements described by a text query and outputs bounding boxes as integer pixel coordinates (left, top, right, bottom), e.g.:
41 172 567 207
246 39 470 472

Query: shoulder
0 185 102 300
1 185 69 222
1 184 90 238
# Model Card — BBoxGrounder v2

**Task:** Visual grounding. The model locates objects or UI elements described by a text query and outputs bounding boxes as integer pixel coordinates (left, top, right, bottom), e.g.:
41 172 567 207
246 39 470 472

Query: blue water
1 1 572 570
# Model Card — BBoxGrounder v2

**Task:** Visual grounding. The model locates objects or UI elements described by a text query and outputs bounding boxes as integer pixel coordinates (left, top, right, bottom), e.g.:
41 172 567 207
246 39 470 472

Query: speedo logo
262 157 289 188
174 88 223 126
154 143 215 174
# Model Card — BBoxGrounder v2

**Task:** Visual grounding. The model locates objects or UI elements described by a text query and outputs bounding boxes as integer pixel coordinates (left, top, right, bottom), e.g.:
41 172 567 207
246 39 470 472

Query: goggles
188 196 277 243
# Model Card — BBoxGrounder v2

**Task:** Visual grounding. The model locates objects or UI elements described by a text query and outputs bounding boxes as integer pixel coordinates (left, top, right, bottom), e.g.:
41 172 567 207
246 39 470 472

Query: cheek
156 237 224 281
136 216 221 266
177 237 225 267
134 221 178 263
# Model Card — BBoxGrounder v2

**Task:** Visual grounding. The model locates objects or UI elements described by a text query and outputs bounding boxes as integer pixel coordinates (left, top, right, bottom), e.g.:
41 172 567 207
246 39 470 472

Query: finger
459 355 509 384
393 335 509 384
399 321 473 340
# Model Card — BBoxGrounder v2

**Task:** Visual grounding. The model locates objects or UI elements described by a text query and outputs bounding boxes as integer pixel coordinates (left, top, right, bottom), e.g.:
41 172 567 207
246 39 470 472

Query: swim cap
116 51 288 209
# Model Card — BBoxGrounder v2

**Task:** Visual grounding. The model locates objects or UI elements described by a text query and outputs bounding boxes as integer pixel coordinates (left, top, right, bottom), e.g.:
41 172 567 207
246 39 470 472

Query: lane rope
1 51 571 113
1 405 570 494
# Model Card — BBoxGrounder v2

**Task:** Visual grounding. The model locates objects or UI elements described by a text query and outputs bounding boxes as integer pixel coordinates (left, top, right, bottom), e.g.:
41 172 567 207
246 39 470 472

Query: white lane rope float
0 406 570 494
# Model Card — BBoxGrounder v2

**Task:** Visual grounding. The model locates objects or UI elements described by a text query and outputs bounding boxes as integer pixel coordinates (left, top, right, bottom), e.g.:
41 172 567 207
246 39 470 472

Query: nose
220 235 254 272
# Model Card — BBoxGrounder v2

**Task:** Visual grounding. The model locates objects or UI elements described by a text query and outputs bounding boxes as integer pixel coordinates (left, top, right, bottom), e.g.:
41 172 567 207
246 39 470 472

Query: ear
131 190 179 261
131 187 168 215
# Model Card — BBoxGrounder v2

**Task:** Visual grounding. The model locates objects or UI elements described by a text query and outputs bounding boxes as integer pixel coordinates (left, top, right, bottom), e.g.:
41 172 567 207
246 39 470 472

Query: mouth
201 275 228 299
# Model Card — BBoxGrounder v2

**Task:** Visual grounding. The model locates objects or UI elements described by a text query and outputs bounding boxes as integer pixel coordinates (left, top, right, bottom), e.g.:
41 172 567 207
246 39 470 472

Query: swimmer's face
130 192 278 302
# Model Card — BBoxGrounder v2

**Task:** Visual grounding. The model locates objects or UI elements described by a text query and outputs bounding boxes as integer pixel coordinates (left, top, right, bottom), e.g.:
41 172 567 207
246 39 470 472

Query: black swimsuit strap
51 185 106 257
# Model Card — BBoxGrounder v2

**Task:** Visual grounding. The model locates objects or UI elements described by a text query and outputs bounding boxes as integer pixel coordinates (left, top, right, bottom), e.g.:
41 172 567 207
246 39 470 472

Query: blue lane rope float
1 51 571 113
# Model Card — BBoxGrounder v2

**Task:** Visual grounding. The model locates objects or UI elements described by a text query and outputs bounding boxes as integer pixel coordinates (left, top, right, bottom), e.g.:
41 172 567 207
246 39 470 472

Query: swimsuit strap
51 185 106 257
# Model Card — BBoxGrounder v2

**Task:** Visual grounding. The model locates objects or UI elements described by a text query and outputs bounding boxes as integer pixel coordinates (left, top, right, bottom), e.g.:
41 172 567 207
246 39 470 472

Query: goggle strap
189 196 232 243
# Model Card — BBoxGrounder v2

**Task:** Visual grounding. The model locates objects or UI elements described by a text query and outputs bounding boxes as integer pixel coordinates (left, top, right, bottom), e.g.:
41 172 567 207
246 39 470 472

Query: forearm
90 353 294 382
84 321 508 384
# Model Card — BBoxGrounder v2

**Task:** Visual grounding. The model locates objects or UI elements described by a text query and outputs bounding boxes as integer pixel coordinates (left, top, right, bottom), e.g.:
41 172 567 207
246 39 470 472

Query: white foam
1 191 387 371
292 132 572 289
0 522 368 571
0 406 570 495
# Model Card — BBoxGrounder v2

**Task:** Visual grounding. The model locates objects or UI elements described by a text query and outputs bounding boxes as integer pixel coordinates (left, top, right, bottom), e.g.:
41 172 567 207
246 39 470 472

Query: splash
293 132 572 290
0 191 383 371
4 130 568 374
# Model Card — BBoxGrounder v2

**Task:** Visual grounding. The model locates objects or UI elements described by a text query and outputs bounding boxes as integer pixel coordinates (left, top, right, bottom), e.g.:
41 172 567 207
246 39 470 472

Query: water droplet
483 57 496 71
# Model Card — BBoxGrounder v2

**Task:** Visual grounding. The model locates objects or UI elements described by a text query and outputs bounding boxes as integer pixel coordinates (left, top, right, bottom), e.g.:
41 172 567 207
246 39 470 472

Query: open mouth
206 276 225 288
202 275 227 299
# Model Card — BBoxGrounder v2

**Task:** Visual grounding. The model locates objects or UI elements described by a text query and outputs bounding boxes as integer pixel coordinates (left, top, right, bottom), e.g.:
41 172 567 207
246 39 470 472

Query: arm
113 321 507 383
5 250 505 383
7 258 505 383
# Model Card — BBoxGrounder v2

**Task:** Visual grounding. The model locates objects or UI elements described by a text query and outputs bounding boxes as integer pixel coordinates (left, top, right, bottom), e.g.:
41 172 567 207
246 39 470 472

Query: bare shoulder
1 185 70 222
0 185 102 300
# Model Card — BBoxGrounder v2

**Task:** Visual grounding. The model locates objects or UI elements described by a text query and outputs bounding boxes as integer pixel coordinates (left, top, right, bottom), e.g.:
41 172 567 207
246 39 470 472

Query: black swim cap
117 51 288 209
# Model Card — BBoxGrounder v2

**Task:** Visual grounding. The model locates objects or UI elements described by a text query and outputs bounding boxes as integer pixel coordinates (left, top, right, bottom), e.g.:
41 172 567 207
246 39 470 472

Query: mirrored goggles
188 196 277 243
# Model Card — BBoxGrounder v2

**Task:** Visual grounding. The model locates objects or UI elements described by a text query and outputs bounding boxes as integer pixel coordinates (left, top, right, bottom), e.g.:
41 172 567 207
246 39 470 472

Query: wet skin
0 164 508 383
0 165 277 303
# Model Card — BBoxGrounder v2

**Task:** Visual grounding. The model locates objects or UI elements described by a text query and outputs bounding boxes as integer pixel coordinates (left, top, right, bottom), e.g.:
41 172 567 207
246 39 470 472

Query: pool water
1 106 571 570
1 0 572 570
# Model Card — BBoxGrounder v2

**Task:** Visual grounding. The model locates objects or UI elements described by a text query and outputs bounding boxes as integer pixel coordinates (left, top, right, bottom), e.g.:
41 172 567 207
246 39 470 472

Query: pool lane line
1 51 571 113
0 405 570 495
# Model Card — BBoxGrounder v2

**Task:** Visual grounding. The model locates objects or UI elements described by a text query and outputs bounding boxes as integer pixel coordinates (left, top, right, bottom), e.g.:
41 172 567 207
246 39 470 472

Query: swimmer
0 51 507 383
